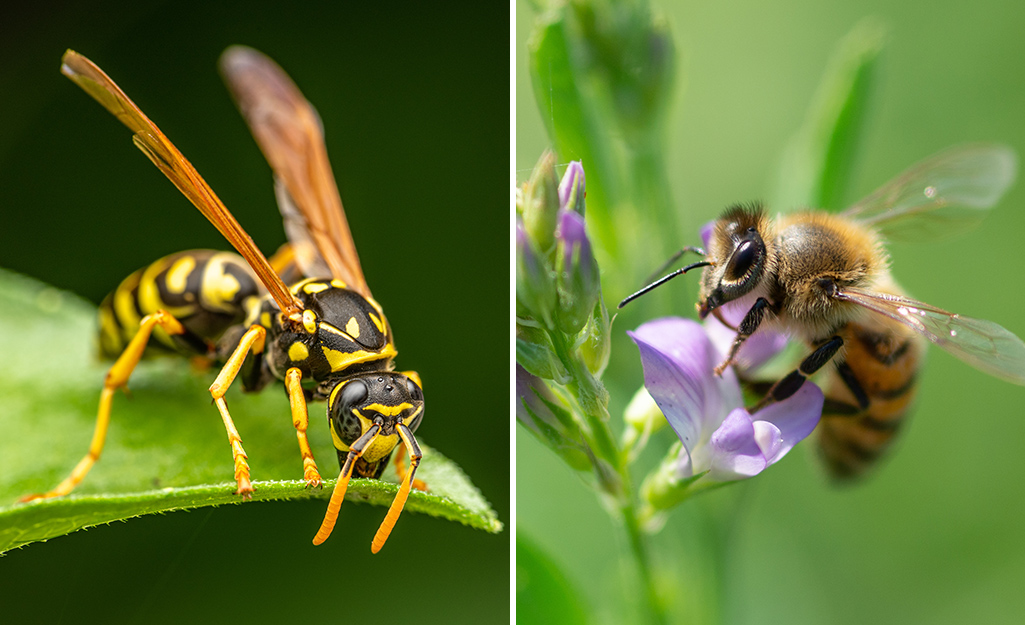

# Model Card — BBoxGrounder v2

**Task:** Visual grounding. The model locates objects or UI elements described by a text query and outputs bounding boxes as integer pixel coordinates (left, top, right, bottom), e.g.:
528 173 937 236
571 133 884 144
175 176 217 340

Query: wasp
21 47 425 552
621 145 1025 477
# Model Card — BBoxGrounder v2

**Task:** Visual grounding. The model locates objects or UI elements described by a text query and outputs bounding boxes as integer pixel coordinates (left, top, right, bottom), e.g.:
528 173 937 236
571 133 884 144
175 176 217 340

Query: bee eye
726 240 758 281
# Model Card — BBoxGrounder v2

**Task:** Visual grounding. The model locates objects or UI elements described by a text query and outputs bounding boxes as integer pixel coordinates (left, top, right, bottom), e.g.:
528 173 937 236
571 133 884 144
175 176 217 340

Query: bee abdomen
817 321 923 479
97 250 262 359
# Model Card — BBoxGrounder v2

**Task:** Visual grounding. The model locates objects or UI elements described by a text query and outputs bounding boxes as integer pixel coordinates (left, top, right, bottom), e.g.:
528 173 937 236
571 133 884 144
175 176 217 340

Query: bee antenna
618 260 712 308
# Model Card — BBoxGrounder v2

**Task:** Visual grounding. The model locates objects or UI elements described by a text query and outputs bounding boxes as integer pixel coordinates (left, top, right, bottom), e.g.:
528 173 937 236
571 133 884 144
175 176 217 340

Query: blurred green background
518 0 1025 623
0 1 508 622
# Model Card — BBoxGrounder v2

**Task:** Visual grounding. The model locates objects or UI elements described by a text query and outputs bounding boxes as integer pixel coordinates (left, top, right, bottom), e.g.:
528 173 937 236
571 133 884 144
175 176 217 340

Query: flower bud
579 297 611 376
516 365 591 471
521 151 560 253
516 323 569 382
623 386 666 436
516 221 557 324
558 161 586 216
554 209 600 333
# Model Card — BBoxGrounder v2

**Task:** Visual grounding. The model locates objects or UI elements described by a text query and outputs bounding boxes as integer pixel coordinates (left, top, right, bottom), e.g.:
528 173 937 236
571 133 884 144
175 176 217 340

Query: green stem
546 327 666 623
549 329 619 468
622 500 667 625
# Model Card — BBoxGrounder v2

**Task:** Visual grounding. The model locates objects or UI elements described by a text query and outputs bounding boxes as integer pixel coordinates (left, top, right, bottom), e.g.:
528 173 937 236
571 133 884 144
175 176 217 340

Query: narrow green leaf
0 269 501 553
528 7 620 258
773 18 887 211
516 532 590 625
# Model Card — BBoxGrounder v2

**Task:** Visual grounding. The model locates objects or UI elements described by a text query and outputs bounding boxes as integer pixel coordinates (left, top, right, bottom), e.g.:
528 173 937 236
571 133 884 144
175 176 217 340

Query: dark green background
518 0 1025 623
0 1 509 622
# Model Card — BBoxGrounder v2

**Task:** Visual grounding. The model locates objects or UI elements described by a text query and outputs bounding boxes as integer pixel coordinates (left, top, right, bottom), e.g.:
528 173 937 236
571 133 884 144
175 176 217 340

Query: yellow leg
21 310 186 502
284 367 323 488
394 443 428 492
208 324 266 498
312 423 382 546
371 423 422 554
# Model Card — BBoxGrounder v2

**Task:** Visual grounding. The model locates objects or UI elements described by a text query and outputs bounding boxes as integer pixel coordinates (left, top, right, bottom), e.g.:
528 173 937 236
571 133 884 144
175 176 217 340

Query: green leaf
516 532 590 625
0 269 501 554
773 18 887 211
528 7 621 258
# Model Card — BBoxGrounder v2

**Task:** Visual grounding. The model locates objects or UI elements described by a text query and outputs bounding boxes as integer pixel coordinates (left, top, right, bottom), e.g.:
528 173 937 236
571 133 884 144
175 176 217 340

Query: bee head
698 203 769 318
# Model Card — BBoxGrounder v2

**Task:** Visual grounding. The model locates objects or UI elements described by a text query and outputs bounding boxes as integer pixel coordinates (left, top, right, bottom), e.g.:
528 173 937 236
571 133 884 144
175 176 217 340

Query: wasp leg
714 297 774 376
21 310 187 501
751 336 844 413
284 367 323 488
372 423 423 554
208 324 266 498
313 420 383 546
394 443 428 492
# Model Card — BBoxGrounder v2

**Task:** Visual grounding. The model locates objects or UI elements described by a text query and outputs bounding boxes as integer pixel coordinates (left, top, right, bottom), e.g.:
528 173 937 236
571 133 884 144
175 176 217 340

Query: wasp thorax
267 279 397 380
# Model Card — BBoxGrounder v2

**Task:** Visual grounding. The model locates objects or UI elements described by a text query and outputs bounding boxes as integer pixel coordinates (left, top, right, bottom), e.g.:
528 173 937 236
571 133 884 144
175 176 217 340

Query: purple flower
629 318 822 488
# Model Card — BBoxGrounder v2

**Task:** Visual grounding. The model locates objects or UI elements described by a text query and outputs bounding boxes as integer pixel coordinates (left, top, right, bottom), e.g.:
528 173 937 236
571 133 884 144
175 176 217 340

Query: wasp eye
338 379 368 408
405 377 423 401
726 240 758 281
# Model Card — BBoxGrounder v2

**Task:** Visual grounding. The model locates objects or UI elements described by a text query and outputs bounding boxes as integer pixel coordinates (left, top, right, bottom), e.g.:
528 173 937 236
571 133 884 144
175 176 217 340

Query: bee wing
218 45 370 298
841 144 1017 240
61 49 304 319
835 286 1025 385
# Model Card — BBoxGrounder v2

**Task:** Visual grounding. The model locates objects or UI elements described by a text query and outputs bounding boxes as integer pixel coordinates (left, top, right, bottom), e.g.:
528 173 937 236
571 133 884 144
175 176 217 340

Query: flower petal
705 382 823 482
753 420 783 460
700 220 714 249
629 318 743 456
674 445 695 480
707 408 768 480
753 382 824 464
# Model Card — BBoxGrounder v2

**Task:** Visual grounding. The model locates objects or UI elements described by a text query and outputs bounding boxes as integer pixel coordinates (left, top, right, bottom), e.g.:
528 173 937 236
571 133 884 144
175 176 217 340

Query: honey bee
621 144 1025 477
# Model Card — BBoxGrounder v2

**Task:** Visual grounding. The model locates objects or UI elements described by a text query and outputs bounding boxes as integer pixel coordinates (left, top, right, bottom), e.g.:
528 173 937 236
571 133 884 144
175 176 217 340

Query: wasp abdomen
98 250 261 359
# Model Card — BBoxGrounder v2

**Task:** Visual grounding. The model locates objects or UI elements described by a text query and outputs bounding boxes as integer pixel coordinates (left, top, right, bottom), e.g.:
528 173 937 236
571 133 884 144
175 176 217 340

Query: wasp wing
218 45 370 298
841 144 1017 240
273 177 334 280
61 49 303 319
835 286 1025 385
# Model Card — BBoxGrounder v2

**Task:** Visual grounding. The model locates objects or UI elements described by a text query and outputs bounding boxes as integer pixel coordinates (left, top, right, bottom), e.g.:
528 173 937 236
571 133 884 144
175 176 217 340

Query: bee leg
372 423 423 554
21 310 187 501
751 335 844 413
714 297 774 376
208 324 267 498
313 420 383 546
284 367 323 488
394 444 428 492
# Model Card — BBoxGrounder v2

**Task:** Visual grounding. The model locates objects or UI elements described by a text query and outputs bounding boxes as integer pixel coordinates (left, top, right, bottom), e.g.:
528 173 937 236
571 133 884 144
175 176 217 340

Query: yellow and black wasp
21 47 426 553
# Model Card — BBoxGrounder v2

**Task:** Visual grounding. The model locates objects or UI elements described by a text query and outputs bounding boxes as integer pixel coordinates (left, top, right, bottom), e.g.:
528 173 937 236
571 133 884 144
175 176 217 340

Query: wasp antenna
618 260 712 309
371 424 422 553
